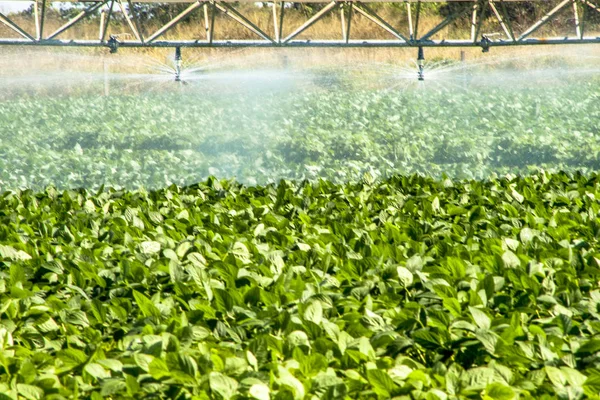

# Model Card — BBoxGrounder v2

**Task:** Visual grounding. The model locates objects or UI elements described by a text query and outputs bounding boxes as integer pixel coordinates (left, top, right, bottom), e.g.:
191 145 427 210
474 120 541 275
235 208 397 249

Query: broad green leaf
16 385 43 400
485 383 515 400
149 357 170 380
469 307 492 330
249 383 270 400
304 301 323 325
397 266 413 287
545 366 566 387
97 359 123 372
209 372 238 400
502 251 521 269
276 366 305 400
133 354 154 372
85 363 111 380
140 241 161 255
0 245 32 261
132 290 161 318
367 369 396 396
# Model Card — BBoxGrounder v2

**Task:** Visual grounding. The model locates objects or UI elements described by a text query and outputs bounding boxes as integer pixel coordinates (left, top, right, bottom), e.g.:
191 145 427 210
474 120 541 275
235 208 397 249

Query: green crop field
1 71 599 191
1 68 600 400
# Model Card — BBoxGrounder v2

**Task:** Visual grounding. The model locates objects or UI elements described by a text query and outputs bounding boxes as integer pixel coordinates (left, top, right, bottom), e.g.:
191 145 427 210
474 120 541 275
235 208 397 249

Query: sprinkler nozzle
108 35 119 54
417 46 425 81
174 47 182 82
480 36 491 53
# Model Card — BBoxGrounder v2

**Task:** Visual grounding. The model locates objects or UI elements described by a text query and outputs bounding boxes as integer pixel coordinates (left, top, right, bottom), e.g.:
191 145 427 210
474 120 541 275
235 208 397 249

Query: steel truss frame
0 0 599 49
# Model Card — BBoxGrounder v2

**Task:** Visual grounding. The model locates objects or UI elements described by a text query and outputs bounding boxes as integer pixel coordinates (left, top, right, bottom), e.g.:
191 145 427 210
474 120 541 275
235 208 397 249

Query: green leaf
545 366 566 387
447 205 468 216
461 367 498 390
132 290 161 318
148 357 170 380
367 369 396 396
209 372 239 400
0 245 32 261
16 384 44 400
58 348 88 368
187 252 207 268
133 353 154 372
97 359 123 372
101 379 127 396
501 251 521 269
469 307 491 330
397 266 414 287
304 301 323 325
297 242 311 251
560 367 586 387
85 363 111 380
485 383 515 400
231 242 251 264
249 383 270 400
277 366 305 400
577 339 600 355
519 228 535 244
140 241 161 255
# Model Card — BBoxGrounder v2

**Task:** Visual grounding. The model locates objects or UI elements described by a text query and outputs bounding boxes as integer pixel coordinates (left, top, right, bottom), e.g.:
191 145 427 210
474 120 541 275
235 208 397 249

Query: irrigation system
1 0 599 80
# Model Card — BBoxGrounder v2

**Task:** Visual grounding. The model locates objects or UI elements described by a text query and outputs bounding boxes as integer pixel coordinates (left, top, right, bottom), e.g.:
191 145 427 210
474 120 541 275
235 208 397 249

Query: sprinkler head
480 36 491 53
417 46 425 81
174 47 182 82
107 35 119 54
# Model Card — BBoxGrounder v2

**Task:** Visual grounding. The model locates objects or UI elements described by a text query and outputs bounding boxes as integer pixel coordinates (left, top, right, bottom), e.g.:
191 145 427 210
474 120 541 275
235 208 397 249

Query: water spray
175 47 182 82
417 46 425 81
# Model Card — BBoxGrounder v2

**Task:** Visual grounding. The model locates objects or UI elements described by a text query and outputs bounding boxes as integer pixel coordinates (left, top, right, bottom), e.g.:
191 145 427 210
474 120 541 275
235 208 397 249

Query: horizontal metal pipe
1 37 599 47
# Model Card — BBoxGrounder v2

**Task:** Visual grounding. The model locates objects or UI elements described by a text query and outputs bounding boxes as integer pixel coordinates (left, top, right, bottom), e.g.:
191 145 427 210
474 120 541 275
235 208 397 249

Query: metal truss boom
0 0 599 49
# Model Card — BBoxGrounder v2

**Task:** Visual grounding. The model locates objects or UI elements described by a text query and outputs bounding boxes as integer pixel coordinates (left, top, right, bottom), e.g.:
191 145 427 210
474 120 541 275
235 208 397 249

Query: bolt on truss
0 0 599 49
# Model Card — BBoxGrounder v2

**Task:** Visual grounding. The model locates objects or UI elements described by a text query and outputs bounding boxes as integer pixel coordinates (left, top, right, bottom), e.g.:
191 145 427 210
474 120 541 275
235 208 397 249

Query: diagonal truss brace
128 0 146 42
489 0 514 41
354 2 408 41
517 0 571 40
473 0 488 42
117 0 142 42
282 1 338 43
215 2 275 42
146 1 204 43
0 11 34 41
583 0 600 13
420 3 471 40
46 1 107 40
99 1 115 42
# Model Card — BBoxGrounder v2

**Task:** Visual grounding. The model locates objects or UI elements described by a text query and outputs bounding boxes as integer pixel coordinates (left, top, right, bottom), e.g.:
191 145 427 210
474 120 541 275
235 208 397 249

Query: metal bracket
417 46 425 80
107 35 120 53
480 35 491 52
175 46 182 81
